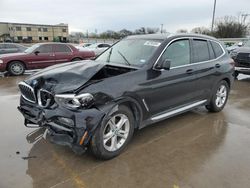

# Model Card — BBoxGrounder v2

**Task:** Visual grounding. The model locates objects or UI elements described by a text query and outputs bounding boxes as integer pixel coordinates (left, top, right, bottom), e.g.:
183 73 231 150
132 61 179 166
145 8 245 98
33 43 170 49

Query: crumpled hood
25 60 106 93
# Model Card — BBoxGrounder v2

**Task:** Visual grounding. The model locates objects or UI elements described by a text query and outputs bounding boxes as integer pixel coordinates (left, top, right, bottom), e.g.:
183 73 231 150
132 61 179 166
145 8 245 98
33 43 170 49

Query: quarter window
211 41 224 58
192 39 210 63
54 44 71 53
161 39 190 68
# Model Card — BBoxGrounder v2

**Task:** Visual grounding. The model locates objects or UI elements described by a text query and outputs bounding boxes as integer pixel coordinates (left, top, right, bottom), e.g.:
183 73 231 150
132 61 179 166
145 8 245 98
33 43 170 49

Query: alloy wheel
11 63 24 75
215 85 227 108
103 114 130 152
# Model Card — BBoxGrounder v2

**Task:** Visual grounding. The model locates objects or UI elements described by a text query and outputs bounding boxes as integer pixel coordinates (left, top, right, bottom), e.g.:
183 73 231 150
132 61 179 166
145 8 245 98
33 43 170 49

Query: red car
0 43 95 75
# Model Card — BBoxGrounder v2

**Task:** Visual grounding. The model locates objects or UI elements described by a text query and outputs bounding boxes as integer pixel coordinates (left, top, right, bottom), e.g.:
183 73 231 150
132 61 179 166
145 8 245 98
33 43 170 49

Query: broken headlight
54 93 94 109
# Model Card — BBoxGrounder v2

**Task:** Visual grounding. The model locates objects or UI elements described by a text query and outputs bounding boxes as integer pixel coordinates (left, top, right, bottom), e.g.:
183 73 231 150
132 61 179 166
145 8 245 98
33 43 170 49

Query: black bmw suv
18 34 234 159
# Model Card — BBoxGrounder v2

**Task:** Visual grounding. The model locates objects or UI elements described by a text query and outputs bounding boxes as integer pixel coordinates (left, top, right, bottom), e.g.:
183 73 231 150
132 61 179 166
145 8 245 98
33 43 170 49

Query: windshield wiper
107 47 113 62
117 50 131 66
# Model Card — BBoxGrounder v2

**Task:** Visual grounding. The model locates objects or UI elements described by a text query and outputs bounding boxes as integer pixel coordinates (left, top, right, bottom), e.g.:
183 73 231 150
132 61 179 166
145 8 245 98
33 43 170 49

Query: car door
54 44 73 64
27 44 55 69
142 38 198 115
96 44 109 55
3 44 19 54
0 44 5 54
190 39 221 100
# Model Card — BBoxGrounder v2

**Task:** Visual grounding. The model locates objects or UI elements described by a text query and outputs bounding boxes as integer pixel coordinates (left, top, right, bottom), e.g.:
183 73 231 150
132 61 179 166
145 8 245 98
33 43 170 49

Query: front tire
206 80 229 112
8 61 25 76
90 105 134 160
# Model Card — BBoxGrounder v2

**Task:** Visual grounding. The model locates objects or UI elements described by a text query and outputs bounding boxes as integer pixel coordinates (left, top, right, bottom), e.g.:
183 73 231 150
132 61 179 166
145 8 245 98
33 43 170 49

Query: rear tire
8 61 25 76
234 71 239 79
206 80 229 112
90 105 134 160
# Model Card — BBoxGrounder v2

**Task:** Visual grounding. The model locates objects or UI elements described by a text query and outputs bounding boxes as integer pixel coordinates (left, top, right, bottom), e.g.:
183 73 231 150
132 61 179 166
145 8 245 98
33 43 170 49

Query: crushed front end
17 81 105 154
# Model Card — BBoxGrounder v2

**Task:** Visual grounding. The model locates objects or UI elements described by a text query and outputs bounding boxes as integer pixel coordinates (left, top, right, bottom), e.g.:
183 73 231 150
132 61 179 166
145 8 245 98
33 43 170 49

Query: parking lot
0 73 250 188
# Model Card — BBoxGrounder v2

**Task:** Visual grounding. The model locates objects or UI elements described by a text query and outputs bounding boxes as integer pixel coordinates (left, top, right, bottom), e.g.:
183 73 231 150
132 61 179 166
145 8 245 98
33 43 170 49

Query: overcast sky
0 0 249 34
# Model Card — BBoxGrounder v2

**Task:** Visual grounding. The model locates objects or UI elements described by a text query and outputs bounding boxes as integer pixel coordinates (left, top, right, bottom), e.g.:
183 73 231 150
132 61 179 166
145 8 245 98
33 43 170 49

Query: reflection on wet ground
0 74 250 188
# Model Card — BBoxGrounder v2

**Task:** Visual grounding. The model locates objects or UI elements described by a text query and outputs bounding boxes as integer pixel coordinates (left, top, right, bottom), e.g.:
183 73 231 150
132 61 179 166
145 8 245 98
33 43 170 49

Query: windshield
24 44 41 53
96 39 162 67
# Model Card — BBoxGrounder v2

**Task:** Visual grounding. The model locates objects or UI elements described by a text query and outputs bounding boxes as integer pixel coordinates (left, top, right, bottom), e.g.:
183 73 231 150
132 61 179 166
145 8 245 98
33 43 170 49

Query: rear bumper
18 96 105 153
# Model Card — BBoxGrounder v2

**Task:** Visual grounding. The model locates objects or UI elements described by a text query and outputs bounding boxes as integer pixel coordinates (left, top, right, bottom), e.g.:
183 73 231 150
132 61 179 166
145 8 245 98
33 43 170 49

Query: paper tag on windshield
144 41 161 47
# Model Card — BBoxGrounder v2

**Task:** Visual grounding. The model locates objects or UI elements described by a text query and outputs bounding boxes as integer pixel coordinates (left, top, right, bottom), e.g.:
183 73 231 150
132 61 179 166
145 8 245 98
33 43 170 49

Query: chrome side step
151 100 207 121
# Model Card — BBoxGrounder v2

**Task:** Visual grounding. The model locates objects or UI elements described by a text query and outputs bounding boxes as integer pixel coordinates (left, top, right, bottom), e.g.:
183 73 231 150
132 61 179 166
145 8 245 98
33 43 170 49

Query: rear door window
211 41 224 58
4 44 17 49
192 39 210 63
208 41 215 59
54 44 71 53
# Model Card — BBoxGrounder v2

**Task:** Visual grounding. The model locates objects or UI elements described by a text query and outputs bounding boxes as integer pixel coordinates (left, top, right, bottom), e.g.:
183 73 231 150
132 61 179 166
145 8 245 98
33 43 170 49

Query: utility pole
241 13 250 25
211 0 217 32
160 24 163 33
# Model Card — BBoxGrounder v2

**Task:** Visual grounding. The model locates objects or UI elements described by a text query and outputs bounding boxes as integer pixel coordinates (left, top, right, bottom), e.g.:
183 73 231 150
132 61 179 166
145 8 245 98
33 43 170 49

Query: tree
191 27 211 35
119 29 133 38
134 27 146 34
176 29 188 33
146 27 159 34
213 16 249 38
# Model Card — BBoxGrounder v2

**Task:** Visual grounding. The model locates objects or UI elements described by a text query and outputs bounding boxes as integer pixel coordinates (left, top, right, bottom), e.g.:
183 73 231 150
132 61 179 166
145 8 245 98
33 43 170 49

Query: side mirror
34 51 40 55
155 59 171 70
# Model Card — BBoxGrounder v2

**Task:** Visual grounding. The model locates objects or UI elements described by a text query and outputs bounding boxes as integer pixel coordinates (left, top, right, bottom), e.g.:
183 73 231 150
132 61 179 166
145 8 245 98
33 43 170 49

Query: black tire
206 80 229 112
72 58 82 61
8 61 25 76
90 105 135 160
234 71 239 79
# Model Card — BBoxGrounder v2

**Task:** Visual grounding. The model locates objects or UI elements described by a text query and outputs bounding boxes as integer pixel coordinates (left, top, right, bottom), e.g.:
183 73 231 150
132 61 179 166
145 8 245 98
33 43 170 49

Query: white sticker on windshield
144 41 161 47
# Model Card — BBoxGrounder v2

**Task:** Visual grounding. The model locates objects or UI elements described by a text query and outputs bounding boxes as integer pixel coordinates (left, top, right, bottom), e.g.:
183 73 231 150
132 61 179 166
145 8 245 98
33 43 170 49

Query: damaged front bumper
18 96 105 154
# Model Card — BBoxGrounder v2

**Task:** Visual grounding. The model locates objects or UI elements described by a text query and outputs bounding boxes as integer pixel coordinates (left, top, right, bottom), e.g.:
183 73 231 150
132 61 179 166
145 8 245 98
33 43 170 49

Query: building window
26 27 31 31
16 27 21 31
43 28 48 32
44 37 48 40
38 28 41 32
62 28 67 32
39 37 42 40
17 36 23 41
27 36 33 41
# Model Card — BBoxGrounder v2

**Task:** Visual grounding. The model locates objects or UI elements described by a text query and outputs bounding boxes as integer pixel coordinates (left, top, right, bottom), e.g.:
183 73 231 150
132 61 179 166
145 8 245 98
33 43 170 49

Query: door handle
186 69 194 74
215 64 221 68
49 54 55 57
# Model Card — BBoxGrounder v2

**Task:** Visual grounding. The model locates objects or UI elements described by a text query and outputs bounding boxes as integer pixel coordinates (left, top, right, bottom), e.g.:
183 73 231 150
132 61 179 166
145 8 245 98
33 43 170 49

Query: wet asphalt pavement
0 73 250 188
